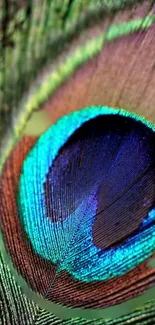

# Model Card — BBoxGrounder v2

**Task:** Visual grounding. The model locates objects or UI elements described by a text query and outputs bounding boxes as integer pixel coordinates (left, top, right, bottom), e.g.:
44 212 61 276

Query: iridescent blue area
142 209 155 227
18 106 155 282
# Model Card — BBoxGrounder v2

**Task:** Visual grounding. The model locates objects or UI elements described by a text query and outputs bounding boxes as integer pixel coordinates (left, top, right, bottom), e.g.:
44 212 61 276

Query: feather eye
0 1 155 324
1 107 155 322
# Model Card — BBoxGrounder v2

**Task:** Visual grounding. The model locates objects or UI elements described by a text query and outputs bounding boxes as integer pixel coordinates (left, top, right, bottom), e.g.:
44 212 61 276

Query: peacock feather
0 0 155 324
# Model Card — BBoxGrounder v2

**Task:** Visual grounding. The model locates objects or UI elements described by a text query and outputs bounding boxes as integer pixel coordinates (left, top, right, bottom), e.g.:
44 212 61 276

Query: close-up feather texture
0 0 155 324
